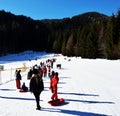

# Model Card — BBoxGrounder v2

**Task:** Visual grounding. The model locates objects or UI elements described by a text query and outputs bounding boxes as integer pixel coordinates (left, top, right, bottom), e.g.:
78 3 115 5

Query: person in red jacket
51 72 59 100
43 66 47 77
49 71 55 93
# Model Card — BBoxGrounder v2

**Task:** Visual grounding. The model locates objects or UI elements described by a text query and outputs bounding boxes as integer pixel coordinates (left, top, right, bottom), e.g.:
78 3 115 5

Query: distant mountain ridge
74 12 108 19
0 10 109 25
72 12 109 22
40 12 109 24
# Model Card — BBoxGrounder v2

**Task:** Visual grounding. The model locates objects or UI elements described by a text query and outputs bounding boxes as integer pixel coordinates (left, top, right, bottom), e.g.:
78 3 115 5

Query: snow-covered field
0 51 120 116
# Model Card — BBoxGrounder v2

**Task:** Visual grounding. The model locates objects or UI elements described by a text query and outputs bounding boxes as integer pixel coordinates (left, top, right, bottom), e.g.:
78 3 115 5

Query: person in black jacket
30 69 44 110
15 70 22 89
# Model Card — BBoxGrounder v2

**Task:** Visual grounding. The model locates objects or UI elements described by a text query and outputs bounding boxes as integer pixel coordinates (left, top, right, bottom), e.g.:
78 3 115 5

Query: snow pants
51 86 58 99
33 91 41 109
16 80 21 89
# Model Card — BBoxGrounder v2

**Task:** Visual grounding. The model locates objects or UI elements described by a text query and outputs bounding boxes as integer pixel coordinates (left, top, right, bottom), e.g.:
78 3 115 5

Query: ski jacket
43 66 47 73
30 74 44 93
51 75 59 87
16 70 22 80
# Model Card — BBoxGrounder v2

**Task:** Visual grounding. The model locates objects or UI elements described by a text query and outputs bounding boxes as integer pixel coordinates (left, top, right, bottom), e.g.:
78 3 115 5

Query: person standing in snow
30 69 44 110
49 71 55 93
43 66 47 77
27 68 33 80
51 72 59 100
15 69 22 89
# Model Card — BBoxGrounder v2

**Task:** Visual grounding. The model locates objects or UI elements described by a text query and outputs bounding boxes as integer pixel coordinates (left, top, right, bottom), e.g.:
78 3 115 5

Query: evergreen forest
0 9 120 59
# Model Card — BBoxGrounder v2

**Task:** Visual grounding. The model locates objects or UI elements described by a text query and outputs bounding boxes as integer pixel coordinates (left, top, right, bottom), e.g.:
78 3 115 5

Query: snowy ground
0 51 120 116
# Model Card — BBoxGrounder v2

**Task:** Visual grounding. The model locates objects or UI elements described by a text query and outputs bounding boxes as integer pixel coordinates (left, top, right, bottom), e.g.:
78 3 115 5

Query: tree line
0 9 120 59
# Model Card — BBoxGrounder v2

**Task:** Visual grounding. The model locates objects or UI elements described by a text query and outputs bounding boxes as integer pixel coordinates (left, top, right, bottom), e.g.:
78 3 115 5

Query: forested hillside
0 9 120 59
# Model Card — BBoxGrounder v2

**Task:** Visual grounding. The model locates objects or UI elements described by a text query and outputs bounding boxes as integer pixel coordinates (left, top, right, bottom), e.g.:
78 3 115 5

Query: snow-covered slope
0 51 120 116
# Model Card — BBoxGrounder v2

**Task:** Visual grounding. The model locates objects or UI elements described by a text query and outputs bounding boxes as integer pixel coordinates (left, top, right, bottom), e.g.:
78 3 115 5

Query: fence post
10 68 12 80
0 70 1 84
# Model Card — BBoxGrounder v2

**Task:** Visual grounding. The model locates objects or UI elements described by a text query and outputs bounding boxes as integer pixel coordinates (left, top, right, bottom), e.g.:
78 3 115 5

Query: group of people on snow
15 58 59 110
15 69 28 92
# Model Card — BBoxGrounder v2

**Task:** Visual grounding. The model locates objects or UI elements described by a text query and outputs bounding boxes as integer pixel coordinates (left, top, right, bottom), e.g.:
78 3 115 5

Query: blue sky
0 0 120 20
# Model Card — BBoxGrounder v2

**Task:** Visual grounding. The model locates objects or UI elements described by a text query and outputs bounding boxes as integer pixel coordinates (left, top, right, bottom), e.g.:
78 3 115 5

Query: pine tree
105 14 115 59
105 11 120 59
116 9 120 57
86 23 98 58
61 32 68 55
74 28 81 56
78 25 89 58
65 34 74 56
52 31 62 53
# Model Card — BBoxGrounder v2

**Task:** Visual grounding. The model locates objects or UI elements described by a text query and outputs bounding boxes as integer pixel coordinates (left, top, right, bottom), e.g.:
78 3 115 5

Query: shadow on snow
66 98 114 104
0 89 16 91
58 92 114 104
0 95 40 101
58 92 99 96
42 107 109 116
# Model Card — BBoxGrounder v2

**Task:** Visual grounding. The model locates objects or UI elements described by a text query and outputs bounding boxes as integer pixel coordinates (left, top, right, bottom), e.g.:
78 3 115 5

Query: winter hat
55 72 58 76
52 71 55 74
33 69 39 74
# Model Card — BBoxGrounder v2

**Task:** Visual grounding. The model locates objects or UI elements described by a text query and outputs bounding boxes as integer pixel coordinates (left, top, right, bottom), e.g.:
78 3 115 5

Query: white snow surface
0 51 120 116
